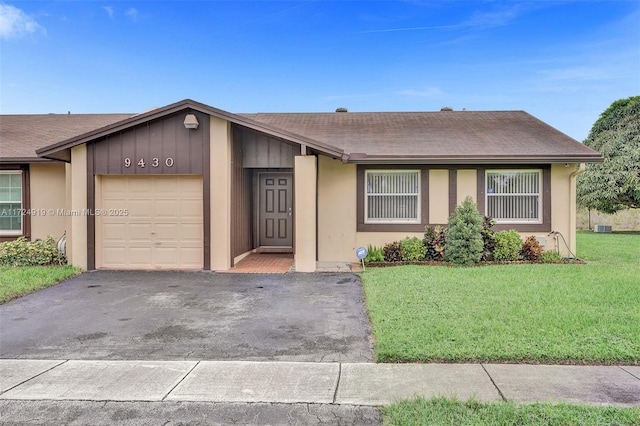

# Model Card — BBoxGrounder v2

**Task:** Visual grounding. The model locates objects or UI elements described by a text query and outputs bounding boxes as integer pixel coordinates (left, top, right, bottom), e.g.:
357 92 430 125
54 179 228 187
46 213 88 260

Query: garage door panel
97 175 203 270
127 247 154 266
154 200 180 217
102 248 126 267
101 198 127 210
179 248 205 268
180 199 203 218
154 247 180 266
101 223 127 242
127 199 155 218
180 224 204 242
128 178 153 193
153 176 180 192
128 223 154 242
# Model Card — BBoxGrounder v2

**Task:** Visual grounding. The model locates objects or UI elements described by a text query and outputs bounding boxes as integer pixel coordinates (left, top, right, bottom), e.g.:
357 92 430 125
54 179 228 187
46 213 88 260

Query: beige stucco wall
294 155 317 272
210 116 231 271
317 156 357 262
315 163 581 261
29 163 66 241
457 169 477 204
69 145 87 269
548 163 579 257
429 169 449 224
64 163 72 263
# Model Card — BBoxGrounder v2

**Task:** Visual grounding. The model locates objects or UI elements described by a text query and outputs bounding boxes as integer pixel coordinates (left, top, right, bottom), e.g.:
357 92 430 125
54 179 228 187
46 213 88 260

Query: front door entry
259 173 293 248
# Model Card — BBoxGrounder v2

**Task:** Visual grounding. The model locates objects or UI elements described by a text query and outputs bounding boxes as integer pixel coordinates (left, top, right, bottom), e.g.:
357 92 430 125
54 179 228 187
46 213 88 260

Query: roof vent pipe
335 107 348 113
440 107 453 111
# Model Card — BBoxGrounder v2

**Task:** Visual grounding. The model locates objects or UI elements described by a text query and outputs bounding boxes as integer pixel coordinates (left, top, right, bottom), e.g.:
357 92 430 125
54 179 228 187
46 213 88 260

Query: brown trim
0 164 31 242
348 155 603 164
477 166 551 233
0 158 61 164
356 165 429 232
448 169 457 215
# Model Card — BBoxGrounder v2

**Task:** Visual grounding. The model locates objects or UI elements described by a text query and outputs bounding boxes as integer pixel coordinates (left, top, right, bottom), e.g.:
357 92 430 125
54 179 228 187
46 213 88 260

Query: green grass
382 397 640 426
0 265 80 303
361 232 640 364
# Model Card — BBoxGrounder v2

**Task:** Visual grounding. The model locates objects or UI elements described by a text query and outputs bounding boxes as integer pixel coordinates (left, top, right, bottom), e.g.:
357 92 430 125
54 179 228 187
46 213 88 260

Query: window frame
364 169 421 225
357 165 428 232
485 169 543 225
0 165 30 241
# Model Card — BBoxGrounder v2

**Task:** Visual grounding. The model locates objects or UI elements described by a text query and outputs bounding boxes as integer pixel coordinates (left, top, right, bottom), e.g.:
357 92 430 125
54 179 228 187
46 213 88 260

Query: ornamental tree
577 96 640 213
445 196 484 266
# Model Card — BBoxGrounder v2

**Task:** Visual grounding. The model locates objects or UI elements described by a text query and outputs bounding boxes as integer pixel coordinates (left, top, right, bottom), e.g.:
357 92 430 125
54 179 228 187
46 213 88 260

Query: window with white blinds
365 170 420 223
486 170 542 223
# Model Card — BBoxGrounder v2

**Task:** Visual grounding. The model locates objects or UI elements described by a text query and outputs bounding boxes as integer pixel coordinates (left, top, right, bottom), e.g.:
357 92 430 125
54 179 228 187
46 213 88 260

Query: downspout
569 163 586 257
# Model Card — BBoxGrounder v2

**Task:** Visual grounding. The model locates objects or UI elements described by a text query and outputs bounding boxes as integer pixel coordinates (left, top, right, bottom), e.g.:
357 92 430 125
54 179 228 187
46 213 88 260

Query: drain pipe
569 163 586 256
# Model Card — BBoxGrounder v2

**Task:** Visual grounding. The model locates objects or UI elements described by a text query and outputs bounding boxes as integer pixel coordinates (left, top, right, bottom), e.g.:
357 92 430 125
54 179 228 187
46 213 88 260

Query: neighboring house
0 99 602 271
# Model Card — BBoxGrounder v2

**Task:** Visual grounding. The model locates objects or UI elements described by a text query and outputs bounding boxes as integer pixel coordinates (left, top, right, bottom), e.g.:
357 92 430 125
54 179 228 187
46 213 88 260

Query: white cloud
103 6 114 18
125 7 138 22
0 3 46 39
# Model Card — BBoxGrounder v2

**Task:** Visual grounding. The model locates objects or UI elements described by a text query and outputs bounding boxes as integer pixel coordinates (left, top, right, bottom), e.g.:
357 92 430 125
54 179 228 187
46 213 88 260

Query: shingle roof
240 110 602 163
0 113 133 162
1 102 602 164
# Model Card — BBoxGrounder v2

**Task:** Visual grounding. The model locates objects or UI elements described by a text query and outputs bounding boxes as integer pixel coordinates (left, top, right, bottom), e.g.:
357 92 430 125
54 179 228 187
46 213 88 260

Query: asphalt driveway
0 271 373 362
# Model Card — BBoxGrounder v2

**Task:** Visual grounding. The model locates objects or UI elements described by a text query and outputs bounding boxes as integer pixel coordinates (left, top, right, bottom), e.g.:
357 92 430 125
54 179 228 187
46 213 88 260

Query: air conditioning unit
594 225 612 233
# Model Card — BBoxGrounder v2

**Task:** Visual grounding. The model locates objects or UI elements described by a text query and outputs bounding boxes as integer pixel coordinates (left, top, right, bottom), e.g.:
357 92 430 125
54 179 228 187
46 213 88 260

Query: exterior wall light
183 113 199 129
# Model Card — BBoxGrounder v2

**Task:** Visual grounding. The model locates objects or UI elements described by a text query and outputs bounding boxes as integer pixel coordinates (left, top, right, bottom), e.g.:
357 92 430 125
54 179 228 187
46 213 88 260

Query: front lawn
361 232 640 364
0 265 80 304
383 397 640 426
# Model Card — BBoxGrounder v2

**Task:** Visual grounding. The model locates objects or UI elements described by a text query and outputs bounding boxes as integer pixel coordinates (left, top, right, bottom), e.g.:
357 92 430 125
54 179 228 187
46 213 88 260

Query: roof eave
36 99 346 160
346 154 604 165
0 157 64 165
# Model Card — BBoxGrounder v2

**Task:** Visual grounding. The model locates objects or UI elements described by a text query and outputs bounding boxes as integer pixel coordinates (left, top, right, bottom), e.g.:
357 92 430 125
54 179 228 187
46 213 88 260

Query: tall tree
577 96 640 213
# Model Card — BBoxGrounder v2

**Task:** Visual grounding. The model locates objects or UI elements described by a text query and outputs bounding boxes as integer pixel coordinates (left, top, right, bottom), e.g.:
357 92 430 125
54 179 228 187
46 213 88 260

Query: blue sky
1 1 638 141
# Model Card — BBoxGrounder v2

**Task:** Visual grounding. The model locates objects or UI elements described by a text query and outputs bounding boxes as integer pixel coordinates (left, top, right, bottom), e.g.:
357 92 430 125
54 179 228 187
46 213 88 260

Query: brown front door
259 173 293 248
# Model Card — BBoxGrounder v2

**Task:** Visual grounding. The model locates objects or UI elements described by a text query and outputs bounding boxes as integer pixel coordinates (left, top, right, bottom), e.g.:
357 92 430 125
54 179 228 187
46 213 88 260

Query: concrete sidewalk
1 360 639 407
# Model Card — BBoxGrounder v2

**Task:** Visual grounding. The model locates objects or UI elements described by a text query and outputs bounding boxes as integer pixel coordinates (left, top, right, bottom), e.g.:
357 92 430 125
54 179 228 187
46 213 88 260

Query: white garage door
97 175 203 270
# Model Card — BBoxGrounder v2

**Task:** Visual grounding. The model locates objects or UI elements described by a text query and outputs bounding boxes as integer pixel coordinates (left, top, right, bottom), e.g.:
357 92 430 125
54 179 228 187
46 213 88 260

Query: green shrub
400 237 427 261
520 235 544 261
494 230 522 261
481 216 496 261
0 236 65 267
383 241 403 262
540 250 563 263
364 245 384 263
423 225 447 261
444 196 484 266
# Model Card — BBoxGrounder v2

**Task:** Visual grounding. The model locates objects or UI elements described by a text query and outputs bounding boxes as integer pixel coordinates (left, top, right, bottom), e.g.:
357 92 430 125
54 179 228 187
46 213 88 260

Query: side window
486 170 542 223
0 171 23 234
365 170 420 223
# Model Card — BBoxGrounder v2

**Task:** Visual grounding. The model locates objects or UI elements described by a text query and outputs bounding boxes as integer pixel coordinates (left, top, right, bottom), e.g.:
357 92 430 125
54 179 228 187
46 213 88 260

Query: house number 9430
124 157 174 168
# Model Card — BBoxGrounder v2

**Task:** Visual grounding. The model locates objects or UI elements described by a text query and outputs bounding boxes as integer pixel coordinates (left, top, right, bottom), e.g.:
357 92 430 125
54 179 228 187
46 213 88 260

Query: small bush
423 225 447 261
520 235 544 261
481 216 496 261
445 197 484 266
364 245 384 263
383 241 403 262
400 237 427 261
540 250 563 263
494 230 522 261
0 236 65 267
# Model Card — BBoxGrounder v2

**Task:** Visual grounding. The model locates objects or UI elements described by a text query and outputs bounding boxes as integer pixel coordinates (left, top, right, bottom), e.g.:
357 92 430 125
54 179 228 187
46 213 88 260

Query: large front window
486 170 541 223
365 170 420 223
0 171 23 234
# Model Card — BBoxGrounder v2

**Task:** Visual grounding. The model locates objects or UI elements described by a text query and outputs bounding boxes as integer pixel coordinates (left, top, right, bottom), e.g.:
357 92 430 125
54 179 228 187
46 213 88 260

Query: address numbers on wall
124 157 174 168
